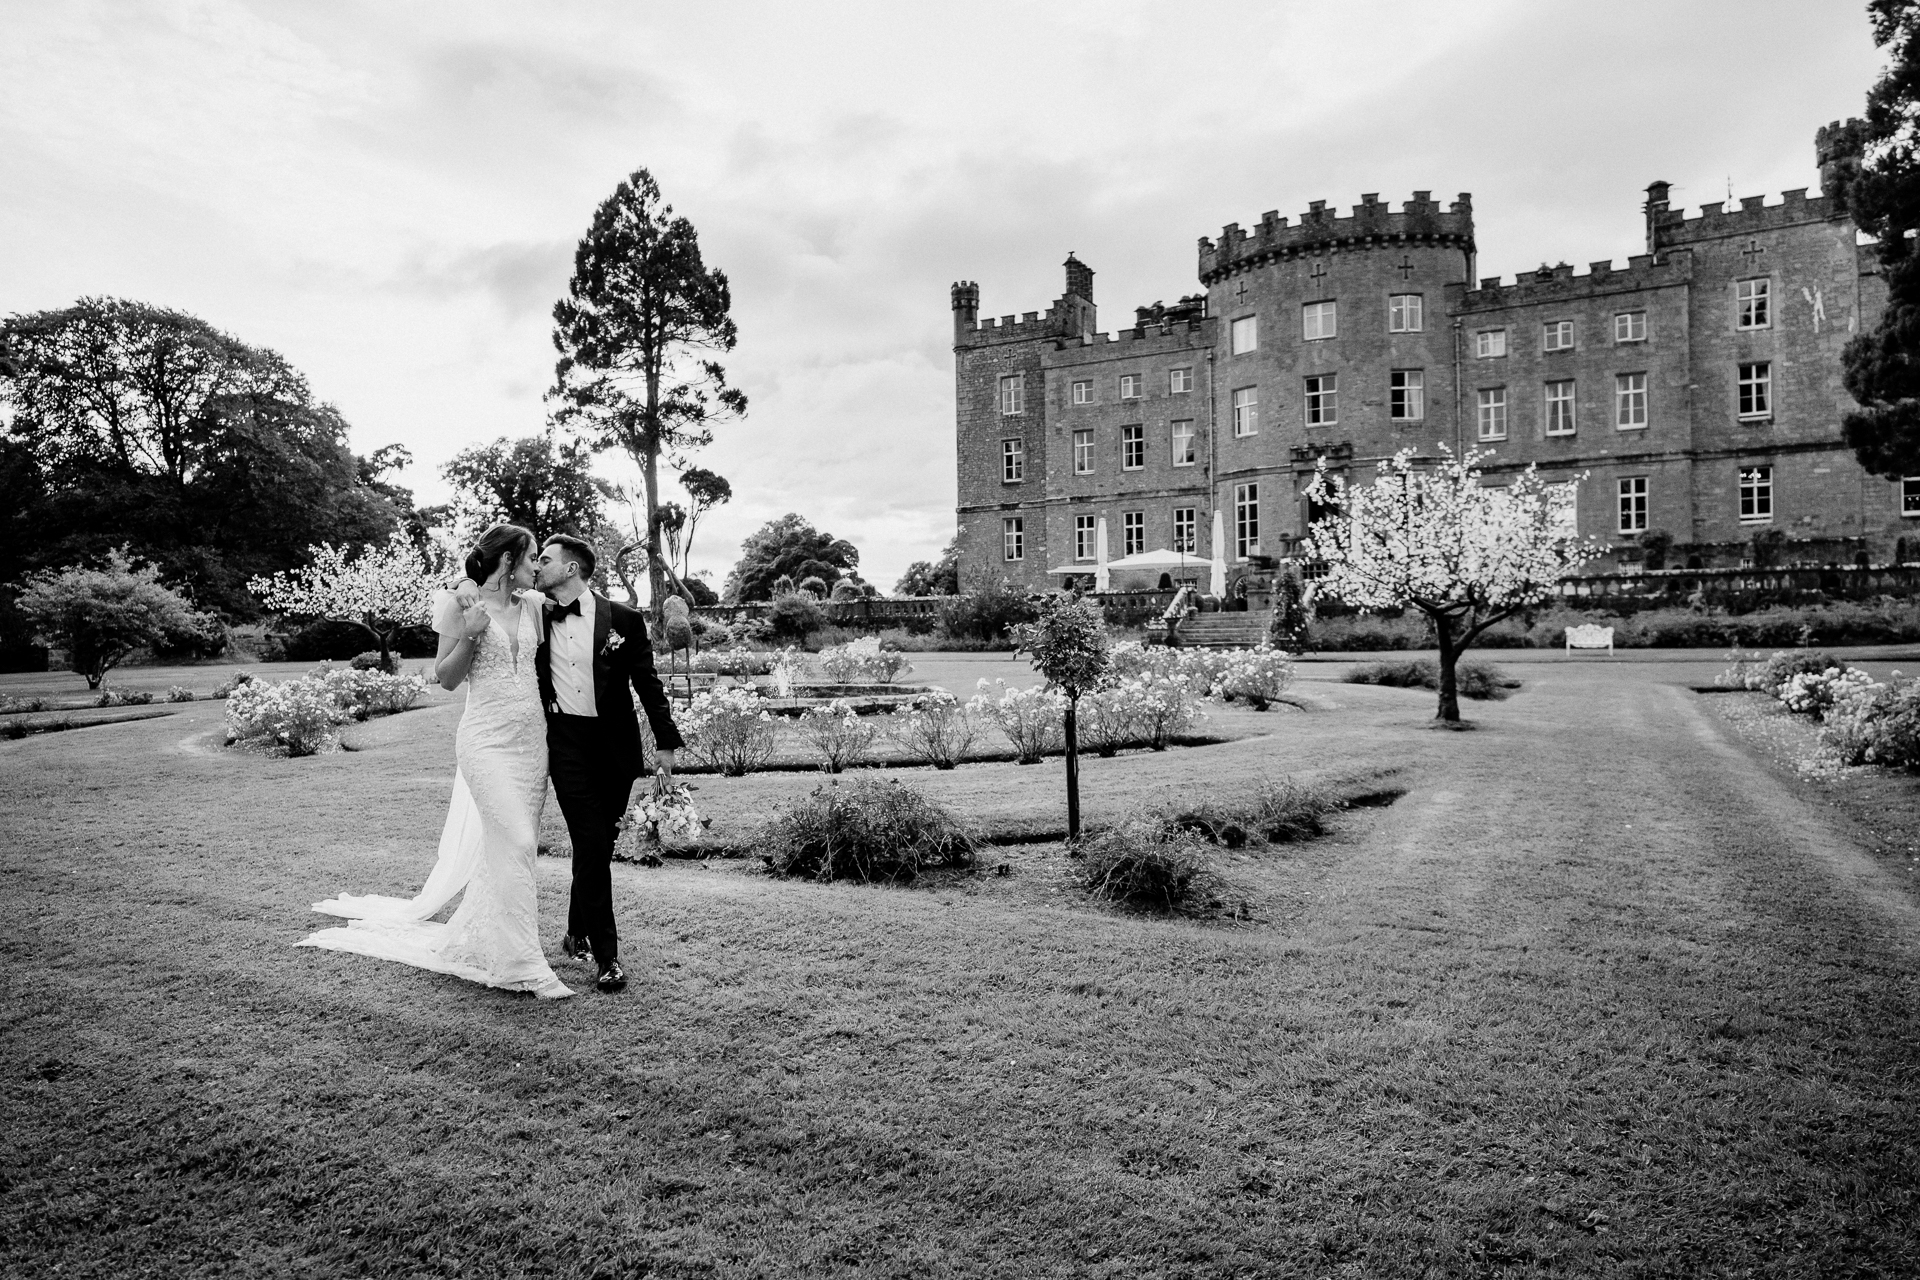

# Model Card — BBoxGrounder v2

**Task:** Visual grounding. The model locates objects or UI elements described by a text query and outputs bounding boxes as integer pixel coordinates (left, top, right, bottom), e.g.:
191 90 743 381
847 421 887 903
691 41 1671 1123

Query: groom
532 534 684 994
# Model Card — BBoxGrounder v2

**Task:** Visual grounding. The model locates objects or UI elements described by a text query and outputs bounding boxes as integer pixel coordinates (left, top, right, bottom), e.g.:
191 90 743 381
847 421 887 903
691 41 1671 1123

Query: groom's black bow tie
548 598 582 620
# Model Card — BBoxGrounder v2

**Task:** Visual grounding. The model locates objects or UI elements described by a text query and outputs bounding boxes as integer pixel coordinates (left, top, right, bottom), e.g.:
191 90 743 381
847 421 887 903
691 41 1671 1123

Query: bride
298 523 574 999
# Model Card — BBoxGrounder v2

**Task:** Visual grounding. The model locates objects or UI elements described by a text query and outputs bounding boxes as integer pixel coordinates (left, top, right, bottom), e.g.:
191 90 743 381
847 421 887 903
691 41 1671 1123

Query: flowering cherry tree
1302 448 1601 723
248 531 447 669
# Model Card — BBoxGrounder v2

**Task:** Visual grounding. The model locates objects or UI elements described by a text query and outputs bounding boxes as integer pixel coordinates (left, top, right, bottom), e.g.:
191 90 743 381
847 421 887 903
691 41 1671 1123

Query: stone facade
952 123 1917 591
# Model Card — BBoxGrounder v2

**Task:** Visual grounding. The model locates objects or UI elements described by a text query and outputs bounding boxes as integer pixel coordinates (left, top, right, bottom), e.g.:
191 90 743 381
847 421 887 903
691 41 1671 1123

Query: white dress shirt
547 591 598 717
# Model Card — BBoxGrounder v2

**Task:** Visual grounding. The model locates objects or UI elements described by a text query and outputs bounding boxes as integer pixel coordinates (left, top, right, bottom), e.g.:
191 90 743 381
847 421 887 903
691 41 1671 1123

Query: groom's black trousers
547 714 636 964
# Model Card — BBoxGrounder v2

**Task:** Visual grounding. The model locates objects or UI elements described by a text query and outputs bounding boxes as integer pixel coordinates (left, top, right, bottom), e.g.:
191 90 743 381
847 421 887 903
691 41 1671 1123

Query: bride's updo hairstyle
465 523 535 586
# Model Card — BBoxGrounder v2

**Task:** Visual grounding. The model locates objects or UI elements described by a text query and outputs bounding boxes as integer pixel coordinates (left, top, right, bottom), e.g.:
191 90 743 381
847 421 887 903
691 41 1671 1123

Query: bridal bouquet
613 783 709 860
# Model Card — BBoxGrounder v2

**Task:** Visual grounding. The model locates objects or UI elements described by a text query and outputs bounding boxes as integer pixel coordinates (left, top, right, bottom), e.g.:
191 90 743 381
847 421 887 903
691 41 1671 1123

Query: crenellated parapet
1455 251 1693 310
1648 187 1844 251
1197 191 1474 283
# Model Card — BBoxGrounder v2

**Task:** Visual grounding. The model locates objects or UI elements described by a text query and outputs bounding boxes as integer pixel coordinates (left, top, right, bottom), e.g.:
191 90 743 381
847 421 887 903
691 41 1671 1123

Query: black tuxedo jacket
534 592 685 778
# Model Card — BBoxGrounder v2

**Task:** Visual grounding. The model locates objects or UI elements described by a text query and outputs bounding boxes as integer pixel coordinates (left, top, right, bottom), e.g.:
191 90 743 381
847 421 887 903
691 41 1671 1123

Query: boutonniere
600 629 627 657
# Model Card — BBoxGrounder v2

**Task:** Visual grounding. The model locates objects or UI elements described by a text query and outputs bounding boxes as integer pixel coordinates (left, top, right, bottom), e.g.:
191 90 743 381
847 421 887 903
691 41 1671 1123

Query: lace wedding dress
298 592 573 999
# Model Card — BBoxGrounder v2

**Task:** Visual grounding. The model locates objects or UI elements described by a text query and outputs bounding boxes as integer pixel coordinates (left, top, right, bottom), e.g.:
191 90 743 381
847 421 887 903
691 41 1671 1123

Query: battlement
1456 251 1693 309
1647 185 1843 249
1198 191 1474 282
957 305 1077 346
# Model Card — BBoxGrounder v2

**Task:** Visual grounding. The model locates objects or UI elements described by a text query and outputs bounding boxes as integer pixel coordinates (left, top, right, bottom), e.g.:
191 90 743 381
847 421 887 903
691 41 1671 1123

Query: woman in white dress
299 523 574 999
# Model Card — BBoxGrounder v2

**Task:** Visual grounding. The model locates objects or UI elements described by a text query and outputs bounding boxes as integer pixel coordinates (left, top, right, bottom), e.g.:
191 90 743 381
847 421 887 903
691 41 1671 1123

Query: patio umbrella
1095 517 1110 592
1210 509 1227 596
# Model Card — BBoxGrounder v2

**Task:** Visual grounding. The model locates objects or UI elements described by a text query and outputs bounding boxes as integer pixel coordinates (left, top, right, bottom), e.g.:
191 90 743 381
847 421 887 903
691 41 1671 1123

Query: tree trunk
1433 611 1461 723
643 366 666 621
1064 698 1082 838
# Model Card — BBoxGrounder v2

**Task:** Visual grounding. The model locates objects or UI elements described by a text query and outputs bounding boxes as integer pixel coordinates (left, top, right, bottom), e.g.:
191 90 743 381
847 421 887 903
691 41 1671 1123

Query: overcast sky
0 0 1888 593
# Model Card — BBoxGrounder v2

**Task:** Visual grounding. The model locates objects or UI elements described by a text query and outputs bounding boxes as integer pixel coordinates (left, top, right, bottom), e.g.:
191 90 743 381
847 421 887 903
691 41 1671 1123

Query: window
1543 320 1573 351
1738 362 1772 419
1119 374 1141 399
1390 369 1425 421
1073 429 1093 475
1905 477 1920 517
1615 311 1647 343
1232 386 1258 436
1475 328 1507 358
1739 465 1773 522
1477 387 1507 441
1304 373 1337 426
1389 294 1424 333
1002 517 1024 562
1737 278 1771 330
1074 514 1097 561
1231 315 1259 354
1302 301 1337 340
1170 366 1193 394
1549 482 1579 540
1123 511 1145 556
1234 483 1260 559
1122 423 1145 470
1616 373 1648 429
1072 379 1093 405
998 374 1024 415
1545 380 1576 435
1618 477 1649 533
1172 506 1196 553
1170 420 1196 467
1001 438 1025 482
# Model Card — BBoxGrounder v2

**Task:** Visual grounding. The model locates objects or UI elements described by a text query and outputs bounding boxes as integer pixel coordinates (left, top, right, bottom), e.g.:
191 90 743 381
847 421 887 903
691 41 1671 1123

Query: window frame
1545 379 1577 436
1736 277 1771 331
998 374 1024 415
1001 437 1025 483
1169 366 1193 394
1477 387 1508 441
1172 506 1197 554
1904 477 1920 518
1119 373 1141 400
1388 293 1424 333
1615 372 1648 430
1230 314 1259 355
1304 373 1338 426
1170 419 1196 467
1233 482 1260 560
1390 369 1425 421
1739 465 1774 524
1072 428 1094 476
1121 423 1145 471
1543 320 1574 352
1074 514 1097 562
1122 510 1145 557
1737 361 1772 420
1071 379 1093 406
1231 385 1258 437
1614 311 1647 343
1002 517 1024 562
1302 300 1337 341
1617 477 1649 534
1475 328 1508 359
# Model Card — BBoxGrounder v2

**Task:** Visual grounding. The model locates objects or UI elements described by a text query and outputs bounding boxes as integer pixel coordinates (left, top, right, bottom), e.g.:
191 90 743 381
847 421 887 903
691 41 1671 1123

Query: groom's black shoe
561 934 593 965
595 962 627 993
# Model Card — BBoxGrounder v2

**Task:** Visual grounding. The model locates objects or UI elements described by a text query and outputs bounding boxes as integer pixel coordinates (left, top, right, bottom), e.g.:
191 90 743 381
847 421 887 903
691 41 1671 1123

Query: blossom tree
16 547 218 689
1302 448 1601 724
1013 592 1111 837
248 531 447 670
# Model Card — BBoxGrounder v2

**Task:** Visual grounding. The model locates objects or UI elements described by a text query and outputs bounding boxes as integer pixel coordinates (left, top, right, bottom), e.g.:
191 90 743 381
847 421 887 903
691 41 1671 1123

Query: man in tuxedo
531 534 684 993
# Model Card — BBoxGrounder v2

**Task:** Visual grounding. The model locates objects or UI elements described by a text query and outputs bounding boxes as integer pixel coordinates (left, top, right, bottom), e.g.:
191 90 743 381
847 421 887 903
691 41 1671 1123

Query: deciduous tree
16 547 218 689
438 433 613 545
1302 448 1599 723
723 513 860 603
248 531 449 669
1013 593 1111 838
895 535 961 596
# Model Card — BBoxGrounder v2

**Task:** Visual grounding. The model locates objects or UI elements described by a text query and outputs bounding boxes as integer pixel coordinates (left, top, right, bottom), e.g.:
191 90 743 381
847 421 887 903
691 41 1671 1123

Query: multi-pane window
1738 362 1772 418
1122 424 1145 470
1545 380 1577 435
1476 328 1507 358
1477 387 1508 441
1234 482 1260 559
1543 320 1574 351
1390 370 1425 421
1119 374 1141 399
1618 477 1649 533
1170 367 1193 394
1001 438 1025 482
1389 294 1424 333
1231 315 1259 354
1073 429 1094 475
1304 373 1337 426
1615 311 1647 343
1739 465 1774 522
1232 386 1258 436
999 374 1024 415
1616 373 1648 429
1170 420 1196 467
1074 514 1097 561
1302 301 1337 341
1172 506 1196 553
1123 511 1145 557
1905 477 1920 517
1002 517 1024 562
1072 379 1093 405
1737 278 1771 330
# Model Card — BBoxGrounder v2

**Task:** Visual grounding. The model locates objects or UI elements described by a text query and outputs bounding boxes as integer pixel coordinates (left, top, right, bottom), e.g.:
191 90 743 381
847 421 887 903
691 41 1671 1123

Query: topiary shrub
830 580 862 602
759 778 976 882
798 575 828 598
768 591 824 640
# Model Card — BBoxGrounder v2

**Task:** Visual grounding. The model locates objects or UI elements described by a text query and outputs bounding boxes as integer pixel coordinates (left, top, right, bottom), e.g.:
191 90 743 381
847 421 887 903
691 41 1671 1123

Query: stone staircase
1169 612 1269 649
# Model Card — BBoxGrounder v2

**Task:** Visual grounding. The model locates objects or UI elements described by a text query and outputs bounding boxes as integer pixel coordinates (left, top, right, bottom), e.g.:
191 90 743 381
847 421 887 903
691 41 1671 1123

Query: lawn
4 652 1919 1277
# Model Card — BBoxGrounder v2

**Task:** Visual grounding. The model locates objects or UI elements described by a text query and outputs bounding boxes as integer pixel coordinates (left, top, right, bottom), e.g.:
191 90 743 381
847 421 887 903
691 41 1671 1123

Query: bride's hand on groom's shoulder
451 578 482 608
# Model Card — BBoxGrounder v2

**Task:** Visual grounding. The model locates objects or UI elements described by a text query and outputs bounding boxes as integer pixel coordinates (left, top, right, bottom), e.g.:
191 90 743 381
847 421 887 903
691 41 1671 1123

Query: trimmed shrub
1077 816 1233 915
797 575 828 598
1344 659 1513 700
887 689 979 769
767 592 824 640
95 687 155 707
969 679 1065 764
759 778 976 883
797 700 881 773
682 685 778 775
164 685 196 702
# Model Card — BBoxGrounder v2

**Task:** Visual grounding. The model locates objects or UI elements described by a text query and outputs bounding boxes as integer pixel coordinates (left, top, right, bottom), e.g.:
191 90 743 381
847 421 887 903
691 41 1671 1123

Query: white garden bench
1564 623 1615 654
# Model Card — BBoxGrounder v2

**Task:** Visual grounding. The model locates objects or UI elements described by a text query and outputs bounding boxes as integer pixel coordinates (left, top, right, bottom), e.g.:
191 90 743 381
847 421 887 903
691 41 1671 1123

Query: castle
950 123 1913 594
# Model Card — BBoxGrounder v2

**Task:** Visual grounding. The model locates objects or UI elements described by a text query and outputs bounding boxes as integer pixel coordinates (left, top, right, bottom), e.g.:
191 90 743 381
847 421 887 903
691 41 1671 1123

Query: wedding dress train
299 593 573 999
